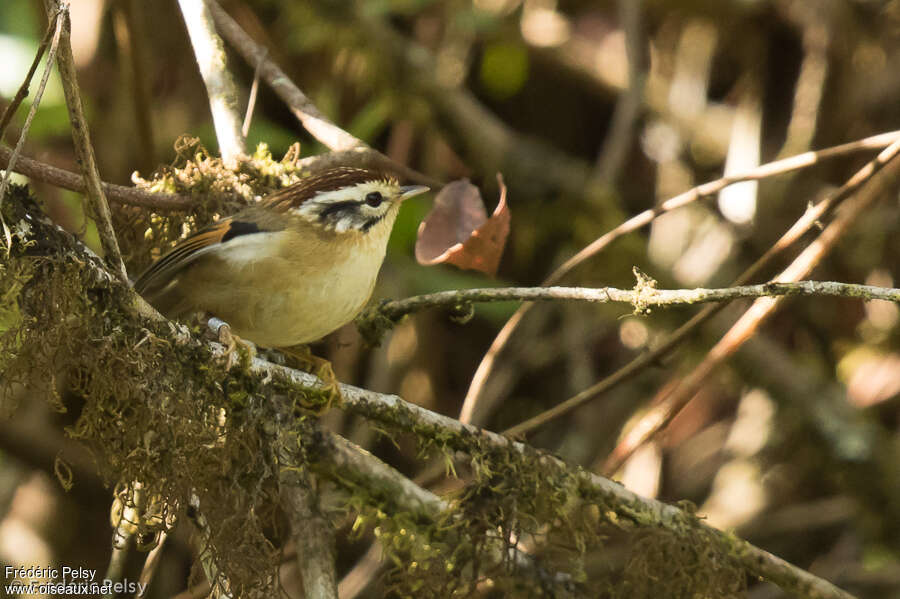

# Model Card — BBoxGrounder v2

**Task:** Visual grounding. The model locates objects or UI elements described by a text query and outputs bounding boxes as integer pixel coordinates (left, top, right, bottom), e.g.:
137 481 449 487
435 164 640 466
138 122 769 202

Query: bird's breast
181 228 389 347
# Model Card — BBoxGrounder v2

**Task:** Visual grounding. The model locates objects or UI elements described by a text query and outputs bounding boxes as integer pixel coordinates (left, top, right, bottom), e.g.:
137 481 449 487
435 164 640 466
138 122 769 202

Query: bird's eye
365 191 383 207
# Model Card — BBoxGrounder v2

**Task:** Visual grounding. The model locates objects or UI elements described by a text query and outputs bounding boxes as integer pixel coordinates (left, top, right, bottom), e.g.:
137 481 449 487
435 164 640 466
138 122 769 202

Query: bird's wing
133 217 263 296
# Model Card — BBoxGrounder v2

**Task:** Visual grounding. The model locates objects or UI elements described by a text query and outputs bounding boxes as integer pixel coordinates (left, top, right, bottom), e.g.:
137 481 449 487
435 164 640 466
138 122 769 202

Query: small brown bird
134 167 429 348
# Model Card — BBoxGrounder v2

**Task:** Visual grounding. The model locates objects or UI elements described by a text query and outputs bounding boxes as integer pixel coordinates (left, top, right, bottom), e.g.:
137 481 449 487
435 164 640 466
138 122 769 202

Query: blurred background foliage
1 0 899 597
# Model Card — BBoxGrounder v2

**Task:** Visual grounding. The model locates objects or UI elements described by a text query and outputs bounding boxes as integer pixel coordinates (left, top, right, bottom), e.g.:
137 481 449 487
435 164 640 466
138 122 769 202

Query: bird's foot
208 317 256 370
278 344 341 407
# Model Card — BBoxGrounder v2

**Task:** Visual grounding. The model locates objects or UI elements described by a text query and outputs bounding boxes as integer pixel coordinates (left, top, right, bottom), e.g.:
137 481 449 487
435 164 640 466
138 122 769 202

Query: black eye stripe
317 200 361 221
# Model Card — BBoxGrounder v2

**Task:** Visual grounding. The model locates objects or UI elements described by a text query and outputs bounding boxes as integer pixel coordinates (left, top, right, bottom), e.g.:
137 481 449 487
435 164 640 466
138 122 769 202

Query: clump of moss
118 138 307 275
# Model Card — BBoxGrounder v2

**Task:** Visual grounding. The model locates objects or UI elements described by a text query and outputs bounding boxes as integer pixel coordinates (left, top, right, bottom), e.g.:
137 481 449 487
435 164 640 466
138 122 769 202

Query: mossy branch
1 187 856 599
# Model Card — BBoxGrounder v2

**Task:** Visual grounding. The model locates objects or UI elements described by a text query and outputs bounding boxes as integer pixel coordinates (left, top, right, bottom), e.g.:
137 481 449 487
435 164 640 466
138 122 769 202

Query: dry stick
177 0 246 169
0 8 63 251
602 138 900 474
504 135 900 439
241 48 265 138
47 0 128 280
205 0 438 187
0 145 196 210
459 129 900 426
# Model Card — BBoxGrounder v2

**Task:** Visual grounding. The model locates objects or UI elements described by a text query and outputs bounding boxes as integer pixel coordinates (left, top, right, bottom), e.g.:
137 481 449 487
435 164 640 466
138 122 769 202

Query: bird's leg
277 344 341 405
207 317 256 370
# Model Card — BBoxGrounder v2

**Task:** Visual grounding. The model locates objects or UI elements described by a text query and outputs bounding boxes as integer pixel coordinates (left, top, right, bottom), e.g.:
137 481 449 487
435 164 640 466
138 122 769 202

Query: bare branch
0 145 196 210
177 0 246 168
367 280 899 325
0 11 56 141
596 0 646 181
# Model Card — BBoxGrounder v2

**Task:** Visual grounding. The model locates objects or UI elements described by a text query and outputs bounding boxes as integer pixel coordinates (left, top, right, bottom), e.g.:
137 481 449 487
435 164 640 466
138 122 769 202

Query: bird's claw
208 317 255 369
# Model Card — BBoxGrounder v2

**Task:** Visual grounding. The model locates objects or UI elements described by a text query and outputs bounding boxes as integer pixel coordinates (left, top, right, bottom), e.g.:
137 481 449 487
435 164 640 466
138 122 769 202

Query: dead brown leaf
415 175 510 276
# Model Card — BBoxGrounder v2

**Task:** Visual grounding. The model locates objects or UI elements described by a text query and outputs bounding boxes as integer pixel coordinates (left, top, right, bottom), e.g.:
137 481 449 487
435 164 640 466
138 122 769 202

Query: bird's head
270 168 429 235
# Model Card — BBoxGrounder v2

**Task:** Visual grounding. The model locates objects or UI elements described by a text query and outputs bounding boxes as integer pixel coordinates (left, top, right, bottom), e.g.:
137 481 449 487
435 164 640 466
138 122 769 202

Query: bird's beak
398 185 430 201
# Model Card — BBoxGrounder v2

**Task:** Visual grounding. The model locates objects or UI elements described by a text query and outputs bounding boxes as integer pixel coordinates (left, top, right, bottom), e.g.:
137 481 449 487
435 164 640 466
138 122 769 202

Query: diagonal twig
0 12 57 142
205 0 437 187
45 0 128 280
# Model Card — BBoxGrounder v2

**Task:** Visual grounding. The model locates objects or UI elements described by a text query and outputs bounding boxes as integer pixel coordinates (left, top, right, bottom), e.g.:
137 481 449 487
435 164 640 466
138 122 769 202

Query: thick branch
250 353 855 599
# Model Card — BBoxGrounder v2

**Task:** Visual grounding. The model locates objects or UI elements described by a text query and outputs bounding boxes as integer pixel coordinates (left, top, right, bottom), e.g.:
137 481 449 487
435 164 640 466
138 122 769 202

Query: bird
133 167 429 350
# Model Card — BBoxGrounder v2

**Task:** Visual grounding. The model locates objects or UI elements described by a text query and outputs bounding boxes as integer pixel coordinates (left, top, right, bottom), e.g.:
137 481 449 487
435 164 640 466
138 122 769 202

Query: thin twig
177 0 246 169
458 129 900 426
601 138 900 473
0 7 63 252
0 145 196 210
46 0 128 280
506 136 900 441
241 48 265 139
372 281 899 322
